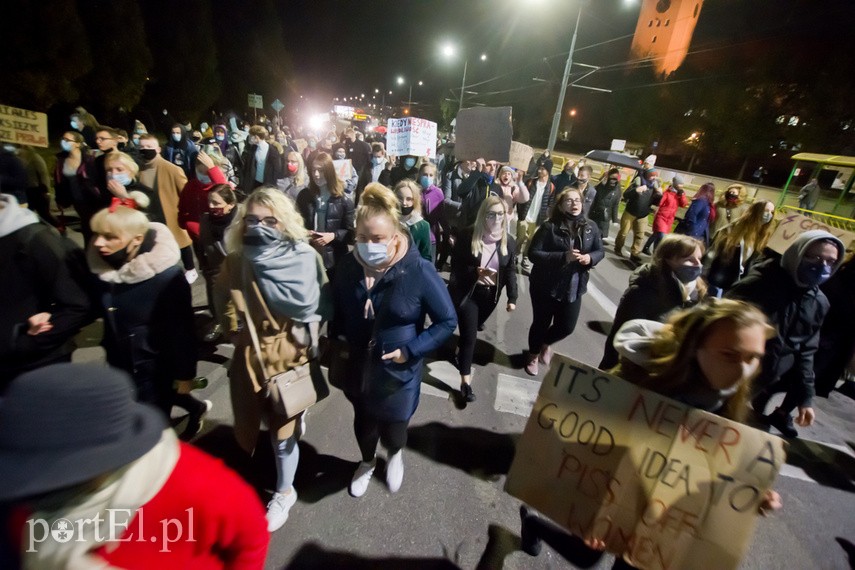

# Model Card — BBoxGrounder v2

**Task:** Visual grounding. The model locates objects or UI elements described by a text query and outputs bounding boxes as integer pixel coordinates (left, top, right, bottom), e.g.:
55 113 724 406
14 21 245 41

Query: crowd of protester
0 105 853 568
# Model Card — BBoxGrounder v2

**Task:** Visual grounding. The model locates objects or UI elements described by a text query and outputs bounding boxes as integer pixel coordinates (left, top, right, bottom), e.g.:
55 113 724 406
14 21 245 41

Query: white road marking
587 282 618 318
494 373 541 417
421 360 460 398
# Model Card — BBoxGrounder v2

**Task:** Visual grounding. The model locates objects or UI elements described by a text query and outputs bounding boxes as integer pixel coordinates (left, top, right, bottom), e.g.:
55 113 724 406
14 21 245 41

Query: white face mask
762 211 773 224
60 140 74 152
357 241 390 267
172 133 182 142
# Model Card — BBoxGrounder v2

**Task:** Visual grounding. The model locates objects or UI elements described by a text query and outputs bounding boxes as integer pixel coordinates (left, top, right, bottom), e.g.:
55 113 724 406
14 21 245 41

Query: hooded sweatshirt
726 230 844 407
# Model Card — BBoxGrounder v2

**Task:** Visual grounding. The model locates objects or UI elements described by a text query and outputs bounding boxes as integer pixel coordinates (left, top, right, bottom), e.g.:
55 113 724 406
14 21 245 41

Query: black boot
460 382 476 403
767 408 798 438
520 505 543 556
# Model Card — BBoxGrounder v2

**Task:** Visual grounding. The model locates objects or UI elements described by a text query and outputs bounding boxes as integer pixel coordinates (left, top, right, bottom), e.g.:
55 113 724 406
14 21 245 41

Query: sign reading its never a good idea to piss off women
505 355 786 570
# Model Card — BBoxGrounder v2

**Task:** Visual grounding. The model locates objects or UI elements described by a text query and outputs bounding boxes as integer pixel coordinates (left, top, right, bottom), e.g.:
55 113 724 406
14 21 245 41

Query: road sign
248 93 263 109
271 98 284 113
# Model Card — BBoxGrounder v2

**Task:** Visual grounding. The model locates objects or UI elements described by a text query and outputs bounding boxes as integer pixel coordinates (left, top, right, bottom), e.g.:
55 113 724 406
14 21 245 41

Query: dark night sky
276 0 854 119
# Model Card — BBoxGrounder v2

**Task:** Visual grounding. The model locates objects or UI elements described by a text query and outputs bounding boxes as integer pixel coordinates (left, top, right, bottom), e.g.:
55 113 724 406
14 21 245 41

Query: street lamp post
547 6 582 152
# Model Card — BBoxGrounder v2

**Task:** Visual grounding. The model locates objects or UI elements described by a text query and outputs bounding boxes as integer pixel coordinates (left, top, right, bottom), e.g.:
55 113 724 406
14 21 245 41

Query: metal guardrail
778 206 855 232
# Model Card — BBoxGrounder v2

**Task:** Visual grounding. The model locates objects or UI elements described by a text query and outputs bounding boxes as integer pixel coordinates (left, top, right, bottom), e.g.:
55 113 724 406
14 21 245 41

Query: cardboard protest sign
332 159 354 182
508 141 534 171
386 117 438 158
505 355 786 570
0 105 49 148
453 107 513 162
767 213 855 255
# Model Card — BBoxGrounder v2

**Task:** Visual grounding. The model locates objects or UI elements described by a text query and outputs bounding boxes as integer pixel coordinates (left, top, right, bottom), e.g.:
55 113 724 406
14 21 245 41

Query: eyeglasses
562 198 583 205
95 136 114 141
61 137 76 143
244 215 279 228
804 255 837 267
485 211 505 220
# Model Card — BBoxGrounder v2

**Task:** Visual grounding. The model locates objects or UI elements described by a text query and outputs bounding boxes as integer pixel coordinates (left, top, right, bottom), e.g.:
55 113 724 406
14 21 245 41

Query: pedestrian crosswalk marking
494 373 540 417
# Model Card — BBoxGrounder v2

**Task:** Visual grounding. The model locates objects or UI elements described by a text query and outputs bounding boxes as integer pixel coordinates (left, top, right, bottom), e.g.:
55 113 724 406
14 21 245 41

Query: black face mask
139 149 157 161
101 246 131 269
400 205 414 216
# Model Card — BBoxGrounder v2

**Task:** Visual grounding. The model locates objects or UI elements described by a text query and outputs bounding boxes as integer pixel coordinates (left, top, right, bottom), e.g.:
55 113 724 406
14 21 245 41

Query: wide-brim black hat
0 363 166 502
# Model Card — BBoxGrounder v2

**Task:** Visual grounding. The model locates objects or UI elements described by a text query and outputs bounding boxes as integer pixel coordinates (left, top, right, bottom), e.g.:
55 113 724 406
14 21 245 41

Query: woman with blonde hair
215 186 328 532
705 200 776 296
448 195 518 402
87 196 207 436
278 150 308 201
330 183 456 498
599 234 707 370
394 179 432 261
296 152 355 276
712 183 750 235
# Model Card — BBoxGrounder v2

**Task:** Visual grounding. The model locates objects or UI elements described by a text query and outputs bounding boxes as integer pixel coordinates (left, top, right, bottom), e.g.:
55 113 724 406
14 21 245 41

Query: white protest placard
332 159 354 182
386 117 438 158
453 106 513 162
611 139 627 152
505 355 786 570
767 213 855 255
508 141 534 171
247 94 263 109
0 105 49 148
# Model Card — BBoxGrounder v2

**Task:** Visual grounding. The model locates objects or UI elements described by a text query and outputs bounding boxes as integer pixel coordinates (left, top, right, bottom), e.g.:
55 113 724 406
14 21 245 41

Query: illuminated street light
570 108 577 117
397 76 405 85
480 53 487 61
375 88 379 93
442 43 455 58
418 81 423 86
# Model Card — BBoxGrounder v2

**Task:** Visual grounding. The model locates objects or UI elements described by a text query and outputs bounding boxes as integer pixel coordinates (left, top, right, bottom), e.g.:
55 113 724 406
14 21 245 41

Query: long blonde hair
711 200 775 263
616 299 775 422
394 179 423 216
287 151 307 187
226 186 308 253
471 195 508 257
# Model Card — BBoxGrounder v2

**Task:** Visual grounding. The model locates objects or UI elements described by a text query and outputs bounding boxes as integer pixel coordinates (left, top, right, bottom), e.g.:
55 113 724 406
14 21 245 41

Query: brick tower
630 0 704 77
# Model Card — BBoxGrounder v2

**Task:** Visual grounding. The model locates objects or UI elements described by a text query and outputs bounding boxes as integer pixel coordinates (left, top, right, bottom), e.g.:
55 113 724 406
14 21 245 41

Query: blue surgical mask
673 265 702 284
197 172 211 184
762 211 773 224
372 156 382 166
404 158 416 170
215 134 226 142
172 133 182 142
419 175 432 189
110 173 132 186
70 120 80 130
797 260 833 287
60 140 73 152
357 241 390 267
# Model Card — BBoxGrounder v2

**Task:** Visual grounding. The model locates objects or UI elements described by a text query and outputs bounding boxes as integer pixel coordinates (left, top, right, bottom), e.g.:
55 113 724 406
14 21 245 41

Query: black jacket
528 217 604 302
588 181 621 224
517 179 556 225
296 188 355 269
0 222 94 386
346 139 372 173
726 259 828 407
622 182 662 218
552 171 577 193
600 263 701 370
241 143 284 190
448 229 518 307
814 261 855 397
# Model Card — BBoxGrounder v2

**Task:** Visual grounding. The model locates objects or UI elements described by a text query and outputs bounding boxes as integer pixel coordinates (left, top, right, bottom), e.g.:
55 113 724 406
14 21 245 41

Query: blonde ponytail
357 183 400 227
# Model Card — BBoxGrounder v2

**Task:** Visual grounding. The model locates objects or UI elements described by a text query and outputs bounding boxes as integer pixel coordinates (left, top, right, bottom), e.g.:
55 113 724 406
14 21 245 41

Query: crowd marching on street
1 106 853 569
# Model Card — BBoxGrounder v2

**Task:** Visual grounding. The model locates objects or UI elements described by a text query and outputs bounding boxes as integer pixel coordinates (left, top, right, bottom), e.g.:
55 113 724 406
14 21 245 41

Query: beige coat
215 253 307 451
146 157 192 249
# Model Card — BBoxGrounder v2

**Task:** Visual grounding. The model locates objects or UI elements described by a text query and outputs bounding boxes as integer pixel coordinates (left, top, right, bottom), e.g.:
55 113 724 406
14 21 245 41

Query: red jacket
652 189 688 233
11 442 269 570
178 167 227 241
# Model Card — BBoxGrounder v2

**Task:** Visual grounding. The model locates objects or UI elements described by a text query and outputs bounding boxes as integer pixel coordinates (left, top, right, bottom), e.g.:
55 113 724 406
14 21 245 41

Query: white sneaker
295 414 307 440
266 488 297 532
386 450 404 493
349 458 376 497
185 269 199 284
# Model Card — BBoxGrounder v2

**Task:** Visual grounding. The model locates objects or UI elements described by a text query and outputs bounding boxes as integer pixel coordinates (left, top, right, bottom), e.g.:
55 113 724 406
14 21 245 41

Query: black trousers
354 406 409 462
528 294 583 355
456 285 499 375
180 245 195 271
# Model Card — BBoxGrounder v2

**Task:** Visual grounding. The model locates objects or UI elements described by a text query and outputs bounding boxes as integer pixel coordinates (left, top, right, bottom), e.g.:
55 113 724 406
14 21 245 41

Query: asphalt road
68 227 855 570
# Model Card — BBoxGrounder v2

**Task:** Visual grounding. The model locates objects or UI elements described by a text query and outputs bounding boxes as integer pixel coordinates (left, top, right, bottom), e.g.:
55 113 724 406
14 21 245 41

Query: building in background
630 0 704 77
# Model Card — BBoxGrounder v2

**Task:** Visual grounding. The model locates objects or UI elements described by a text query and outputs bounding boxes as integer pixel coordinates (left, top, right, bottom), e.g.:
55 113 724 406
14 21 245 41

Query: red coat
652 189 688 233
11 442 269 570
178 167 227 241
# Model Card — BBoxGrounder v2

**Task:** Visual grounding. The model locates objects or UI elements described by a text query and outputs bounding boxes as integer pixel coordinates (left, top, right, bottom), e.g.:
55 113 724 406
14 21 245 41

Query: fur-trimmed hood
87 223 180 284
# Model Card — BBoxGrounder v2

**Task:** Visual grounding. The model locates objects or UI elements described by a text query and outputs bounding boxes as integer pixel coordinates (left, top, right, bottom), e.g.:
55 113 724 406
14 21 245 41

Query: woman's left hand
573 249 591 266
506 303 516 312
311 232 334 247
381 349 407 364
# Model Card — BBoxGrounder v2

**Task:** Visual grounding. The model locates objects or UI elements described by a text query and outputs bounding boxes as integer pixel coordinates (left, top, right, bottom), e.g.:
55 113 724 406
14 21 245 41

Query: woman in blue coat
676 182 717 244
330 183 457 498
